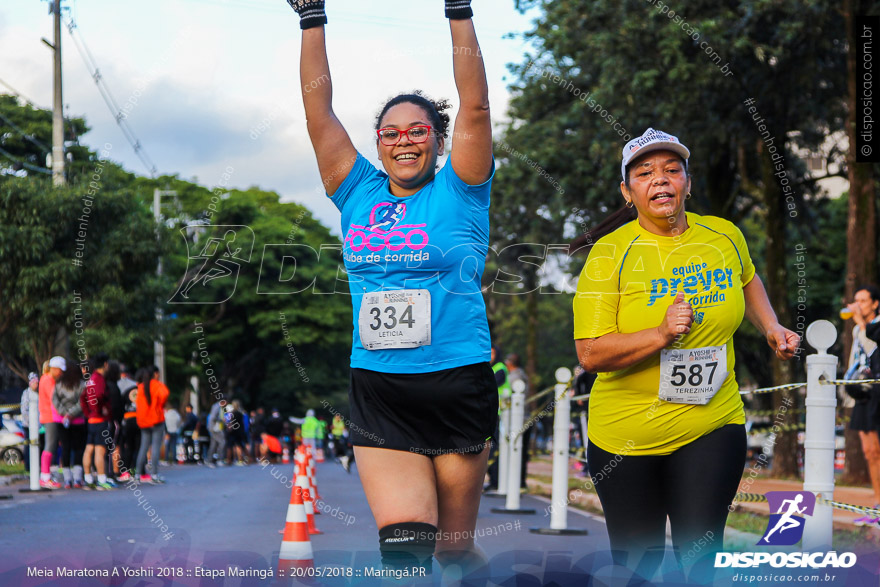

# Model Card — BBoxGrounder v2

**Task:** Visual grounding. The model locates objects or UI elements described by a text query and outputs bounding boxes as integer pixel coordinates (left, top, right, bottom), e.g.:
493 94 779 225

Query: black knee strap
379 522 437 574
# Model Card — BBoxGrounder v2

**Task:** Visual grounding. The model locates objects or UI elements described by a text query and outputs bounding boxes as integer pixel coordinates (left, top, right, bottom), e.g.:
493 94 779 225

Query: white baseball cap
621 128 690 181
48 356 67 371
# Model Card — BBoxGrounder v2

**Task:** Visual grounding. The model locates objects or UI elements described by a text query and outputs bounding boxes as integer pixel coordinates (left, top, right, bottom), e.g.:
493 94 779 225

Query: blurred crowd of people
15 357 355 488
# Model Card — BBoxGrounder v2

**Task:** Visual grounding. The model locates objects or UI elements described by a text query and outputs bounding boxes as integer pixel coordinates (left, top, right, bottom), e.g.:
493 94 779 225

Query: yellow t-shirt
573 212 754 456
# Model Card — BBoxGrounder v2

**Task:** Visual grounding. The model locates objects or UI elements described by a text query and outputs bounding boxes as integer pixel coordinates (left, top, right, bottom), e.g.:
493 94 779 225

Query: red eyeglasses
376 125 432 146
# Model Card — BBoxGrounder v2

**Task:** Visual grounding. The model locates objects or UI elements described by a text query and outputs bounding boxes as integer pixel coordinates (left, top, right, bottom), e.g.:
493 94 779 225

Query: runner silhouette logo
758 491 816 546
169 225 255 304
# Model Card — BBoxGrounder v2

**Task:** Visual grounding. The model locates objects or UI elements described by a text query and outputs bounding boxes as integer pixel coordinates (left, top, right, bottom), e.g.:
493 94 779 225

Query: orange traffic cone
307 454 322 501
316 448 325 463
302 488 322 535
282 446 290 464
295 459 312 496
278 486 314 574
292 459 319 515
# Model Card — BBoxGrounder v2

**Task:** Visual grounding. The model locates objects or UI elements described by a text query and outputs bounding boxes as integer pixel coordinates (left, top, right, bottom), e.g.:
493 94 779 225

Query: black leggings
588 424 746 572
57 424 87 468
120 418 141 472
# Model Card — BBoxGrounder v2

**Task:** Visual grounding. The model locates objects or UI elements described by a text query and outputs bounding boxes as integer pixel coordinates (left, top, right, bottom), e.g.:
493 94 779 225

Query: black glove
286 0 327 30
445 0 473 20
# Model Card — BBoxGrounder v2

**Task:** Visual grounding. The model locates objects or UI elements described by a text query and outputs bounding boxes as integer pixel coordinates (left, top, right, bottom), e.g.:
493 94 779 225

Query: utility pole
51 0 65 186
154 188 177 382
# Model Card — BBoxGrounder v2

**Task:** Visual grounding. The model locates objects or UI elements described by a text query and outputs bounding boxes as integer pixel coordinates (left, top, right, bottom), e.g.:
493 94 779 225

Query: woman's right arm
576 292 694 372
300 26 357 196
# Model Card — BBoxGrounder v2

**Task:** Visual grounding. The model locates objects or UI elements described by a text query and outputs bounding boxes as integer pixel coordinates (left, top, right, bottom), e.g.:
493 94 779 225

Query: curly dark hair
375 90 451 141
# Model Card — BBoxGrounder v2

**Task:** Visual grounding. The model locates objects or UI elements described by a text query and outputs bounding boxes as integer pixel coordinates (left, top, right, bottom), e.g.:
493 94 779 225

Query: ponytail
571 205 637 255
139 366 157 405
587 205 637 243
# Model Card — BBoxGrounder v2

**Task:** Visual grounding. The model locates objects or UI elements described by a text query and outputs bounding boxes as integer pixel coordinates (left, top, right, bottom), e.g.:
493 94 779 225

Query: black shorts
86 421 110 445
226 428 248 448
348 362 498 455
850 395 880 432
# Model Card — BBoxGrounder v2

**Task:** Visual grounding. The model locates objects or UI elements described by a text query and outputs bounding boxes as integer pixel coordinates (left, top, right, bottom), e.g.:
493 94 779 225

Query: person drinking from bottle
573 128 800 576
287 0 496 577
841 285 880 526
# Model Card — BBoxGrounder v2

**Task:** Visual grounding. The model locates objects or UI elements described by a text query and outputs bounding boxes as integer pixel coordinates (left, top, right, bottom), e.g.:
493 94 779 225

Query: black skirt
348 362 498 455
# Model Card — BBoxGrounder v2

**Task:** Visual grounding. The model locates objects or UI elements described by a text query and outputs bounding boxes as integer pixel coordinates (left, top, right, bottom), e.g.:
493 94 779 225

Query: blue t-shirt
330 153 493 373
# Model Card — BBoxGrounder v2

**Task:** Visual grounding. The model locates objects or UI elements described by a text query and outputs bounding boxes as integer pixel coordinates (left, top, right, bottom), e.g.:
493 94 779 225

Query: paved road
4 461 879 586
0 460 608 586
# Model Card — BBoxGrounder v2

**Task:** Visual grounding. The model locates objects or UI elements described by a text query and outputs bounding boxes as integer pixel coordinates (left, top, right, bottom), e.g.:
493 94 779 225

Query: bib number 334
359 289 431 350
658 345 728 405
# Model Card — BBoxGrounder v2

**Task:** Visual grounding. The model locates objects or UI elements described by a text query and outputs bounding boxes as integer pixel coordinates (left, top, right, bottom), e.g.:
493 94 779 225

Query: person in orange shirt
38 356 66 489
134 366 169 484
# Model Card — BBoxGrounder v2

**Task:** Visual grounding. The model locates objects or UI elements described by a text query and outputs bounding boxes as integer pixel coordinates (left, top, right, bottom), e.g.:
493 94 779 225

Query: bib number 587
669 362 718 387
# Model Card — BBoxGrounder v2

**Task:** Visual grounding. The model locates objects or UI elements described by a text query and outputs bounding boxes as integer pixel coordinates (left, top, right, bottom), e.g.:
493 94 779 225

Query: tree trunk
841 0 877 485
758 138 799 478
525 269 539 397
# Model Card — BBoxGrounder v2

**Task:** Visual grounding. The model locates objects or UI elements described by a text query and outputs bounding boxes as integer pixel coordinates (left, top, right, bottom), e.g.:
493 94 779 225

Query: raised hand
286 0 327 29
658 291 693 344
445 0 473 19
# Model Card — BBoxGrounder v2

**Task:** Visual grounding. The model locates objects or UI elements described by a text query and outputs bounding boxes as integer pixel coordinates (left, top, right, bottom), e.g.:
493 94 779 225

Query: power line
0 145 52 175
62 16 158 178
0 111 51 153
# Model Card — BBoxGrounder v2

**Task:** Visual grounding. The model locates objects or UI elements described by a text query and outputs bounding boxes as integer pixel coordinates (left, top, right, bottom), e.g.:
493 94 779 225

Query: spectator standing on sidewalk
117 366 139 481
164 404 181 464
20 372 40 473
180 405 198 462
39 357 65 489
295 409 319 453
52 360 87 489
105 361 125 480
842 285 880 526
206 399 226 467
249 407 265 461
135 366 169 483
80 353 116 490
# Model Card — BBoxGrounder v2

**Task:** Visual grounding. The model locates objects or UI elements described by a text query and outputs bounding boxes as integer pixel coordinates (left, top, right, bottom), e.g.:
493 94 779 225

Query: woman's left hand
765 324 800 360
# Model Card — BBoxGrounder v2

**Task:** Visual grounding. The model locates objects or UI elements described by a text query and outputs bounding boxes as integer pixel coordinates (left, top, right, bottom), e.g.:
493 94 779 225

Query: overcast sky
1 0 540 233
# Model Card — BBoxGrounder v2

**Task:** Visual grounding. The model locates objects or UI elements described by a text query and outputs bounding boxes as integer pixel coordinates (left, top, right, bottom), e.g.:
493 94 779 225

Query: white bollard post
491 379 535 515
530 368 587 535
485 396 511 499
498 398 510 496
802 320 838 551
28 387 40 491
550 382 571 530
505 381 525 510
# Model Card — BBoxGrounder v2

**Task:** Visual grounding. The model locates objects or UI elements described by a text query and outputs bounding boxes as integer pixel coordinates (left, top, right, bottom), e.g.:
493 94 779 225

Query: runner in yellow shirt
573 128 799 575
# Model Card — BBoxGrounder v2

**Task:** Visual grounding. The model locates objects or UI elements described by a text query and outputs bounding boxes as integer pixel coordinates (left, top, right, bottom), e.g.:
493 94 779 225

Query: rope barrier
1 439 36 447
567 453 588 464
733 492 768 503
740 383 805 395
525 385 558 404
818 499 880 517
515 387 571 443
745 408 805 417
734 493 880 518
0 403 22 411
570 393 590 402
747 422 805 435
820 377 880 386
737 377 880 397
